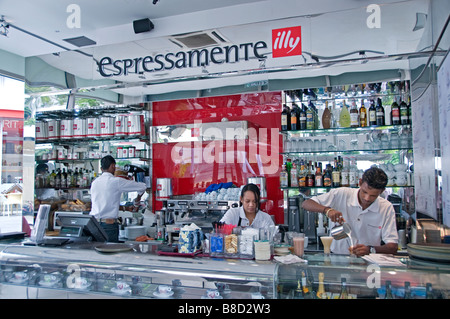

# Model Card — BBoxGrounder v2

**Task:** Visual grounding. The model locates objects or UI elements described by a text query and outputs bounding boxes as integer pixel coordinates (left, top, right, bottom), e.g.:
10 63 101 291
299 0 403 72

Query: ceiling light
0 16 9 37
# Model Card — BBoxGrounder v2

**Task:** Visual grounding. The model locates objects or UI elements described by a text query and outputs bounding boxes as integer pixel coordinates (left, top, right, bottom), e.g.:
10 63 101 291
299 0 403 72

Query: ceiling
0 0 437 100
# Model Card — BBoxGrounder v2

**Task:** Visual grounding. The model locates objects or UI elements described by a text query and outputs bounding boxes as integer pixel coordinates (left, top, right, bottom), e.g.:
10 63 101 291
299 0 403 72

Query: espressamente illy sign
97 26 302 78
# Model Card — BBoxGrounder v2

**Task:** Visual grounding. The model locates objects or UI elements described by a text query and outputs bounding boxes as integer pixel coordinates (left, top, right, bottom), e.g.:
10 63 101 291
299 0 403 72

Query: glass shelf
281 124 412 136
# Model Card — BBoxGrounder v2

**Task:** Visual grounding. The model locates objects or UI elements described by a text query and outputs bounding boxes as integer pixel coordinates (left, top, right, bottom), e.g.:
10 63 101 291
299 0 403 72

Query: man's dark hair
101 155 116 170
240 183 261 210
361 167 388 189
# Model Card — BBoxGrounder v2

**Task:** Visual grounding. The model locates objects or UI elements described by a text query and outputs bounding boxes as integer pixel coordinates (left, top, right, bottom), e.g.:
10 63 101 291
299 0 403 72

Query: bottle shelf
280 124 411 136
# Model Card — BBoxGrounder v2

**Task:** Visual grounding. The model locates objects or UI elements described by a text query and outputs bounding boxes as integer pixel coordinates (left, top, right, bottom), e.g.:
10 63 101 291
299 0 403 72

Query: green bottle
339 101 351 128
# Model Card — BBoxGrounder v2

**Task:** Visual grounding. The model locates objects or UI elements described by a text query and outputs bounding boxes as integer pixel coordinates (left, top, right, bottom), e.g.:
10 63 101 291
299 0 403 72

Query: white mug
206 289 220 299
158 285 172 295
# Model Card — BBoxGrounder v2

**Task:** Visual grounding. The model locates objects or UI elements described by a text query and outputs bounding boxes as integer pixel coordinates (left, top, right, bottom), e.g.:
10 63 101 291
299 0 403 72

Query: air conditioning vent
63 36 96 47
169 30 229 49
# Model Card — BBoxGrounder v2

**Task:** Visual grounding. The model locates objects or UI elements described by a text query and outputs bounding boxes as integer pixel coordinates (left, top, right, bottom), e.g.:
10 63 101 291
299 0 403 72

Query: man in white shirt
302 167 398 256
90 155 147 242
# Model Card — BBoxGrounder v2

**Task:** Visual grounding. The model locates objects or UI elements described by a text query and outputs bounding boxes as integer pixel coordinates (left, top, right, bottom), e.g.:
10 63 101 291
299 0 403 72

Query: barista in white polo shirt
302 167 398 256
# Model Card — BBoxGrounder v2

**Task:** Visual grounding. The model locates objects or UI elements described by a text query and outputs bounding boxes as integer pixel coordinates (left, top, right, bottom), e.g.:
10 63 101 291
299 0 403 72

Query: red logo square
272 26 302 58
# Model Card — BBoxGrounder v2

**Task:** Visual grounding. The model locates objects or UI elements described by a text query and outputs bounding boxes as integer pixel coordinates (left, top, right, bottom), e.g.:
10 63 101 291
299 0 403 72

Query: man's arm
302 199 345 223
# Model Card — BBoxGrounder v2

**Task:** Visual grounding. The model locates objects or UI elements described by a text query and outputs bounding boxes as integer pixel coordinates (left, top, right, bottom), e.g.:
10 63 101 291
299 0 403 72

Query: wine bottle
376 98 385 126
368 99 377 126
290 104 299 131
391 97 401 125
322 100 331 129
400 95 409 125
339 101 351 128
306 101 315 130
385 280 394 299
281 104 289 131
350 99 359 127
299 104 307 130
339 278 349 299
359 99 367 127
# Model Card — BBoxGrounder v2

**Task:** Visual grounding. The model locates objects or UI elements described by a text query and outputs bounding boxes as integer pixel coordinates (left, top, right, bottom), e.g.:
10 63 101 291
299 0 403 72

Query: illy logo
272 26 302 58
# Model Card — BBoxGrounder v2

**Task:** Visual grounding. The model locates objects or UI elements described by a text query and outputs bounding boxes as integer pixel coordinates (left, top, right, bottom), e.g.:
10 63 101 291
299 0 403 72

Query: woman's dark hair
361 167 388 190
101 155 116 170
240 183 261 210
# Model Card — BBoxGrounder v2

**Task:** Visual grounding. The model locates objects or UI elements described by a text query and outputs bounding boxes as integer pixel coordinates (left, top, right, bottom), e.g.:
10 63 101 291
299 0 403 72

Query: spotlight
0 16 9 37
152 0 159 4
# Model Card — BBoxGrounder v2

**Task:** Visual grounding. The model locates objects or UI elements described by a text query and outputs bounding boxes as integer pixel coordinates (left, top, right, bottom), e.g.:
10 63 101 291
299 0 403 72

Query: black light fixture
133 18 154 34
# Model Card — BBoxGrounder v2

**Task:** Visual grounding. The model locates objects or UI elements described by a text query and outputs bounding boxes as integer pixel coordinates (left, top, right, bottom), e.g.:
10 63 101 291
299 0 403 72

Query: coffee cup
251 292 265 299
116 281 130 291
206 289 220 299
14 272 28 281
158 285 172 295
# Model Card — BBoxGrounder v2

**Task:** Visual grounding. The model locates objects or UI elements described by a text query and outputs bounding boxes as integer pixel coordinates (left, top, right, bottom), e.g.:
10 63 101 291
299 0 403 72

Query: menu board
438 53 450 227
412 84 437 219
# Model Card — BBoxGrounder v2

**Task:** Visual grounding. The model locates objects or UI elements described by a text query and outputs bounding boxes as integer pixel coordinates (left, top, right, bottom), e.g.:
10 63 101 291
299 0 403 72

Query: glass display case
0 244 275 299
276 253 450 299
1 243 449 299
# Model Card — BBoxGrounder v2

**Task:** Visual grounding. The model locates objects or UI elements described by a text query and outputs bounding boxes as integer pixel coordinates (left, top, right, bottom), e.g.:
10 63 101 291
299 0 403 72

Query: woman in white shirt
220 183 274 228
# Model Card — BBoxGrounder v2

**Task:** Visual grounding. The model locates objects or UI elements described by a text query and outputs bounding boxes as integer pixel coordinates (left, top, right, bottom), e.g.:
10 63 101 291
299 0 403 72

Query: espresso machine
165 195 240 235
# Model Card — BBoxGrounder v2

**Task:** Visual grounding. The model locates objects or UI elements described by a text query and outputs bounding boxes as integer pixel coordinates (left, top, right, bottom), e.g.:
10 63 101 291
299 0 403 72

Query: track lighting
0 16 9 37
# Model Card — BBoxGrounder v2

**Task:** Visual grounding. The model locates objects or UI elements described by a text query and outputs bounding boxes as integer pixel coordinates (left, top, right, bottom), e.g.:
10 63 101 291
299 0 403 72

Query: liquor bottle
331 98 339 128
298 160 306 187
307 161 315 187
290 104 299 131
376 98 385 126
77 168 84 187
301 270 315 299
323 164 332 187
368 99 377 126
359 99 367 127
55 169 61 188
299 104 307 130
73 167 79 187
332 160 341 187
49 170 56 188
425 283 434 299
403 281 412 299
385 280 394 299
339 278 349 299
316 272 327 299
281 104 289 131
400 95 409 125
280 164 288 187
61 168 67 188
339 101 351 128
340 158 349 187
306 101 315 130
349 157 358 187
391 97 400 125
407 95 412 124
322 100 332 129
290 162 298 187
315 163 323 187
294 280 305 299
286 158 292 186
350 99 359 127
